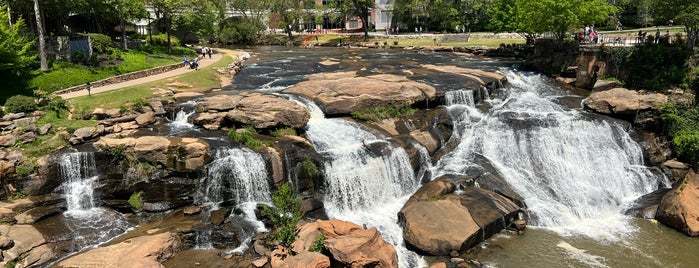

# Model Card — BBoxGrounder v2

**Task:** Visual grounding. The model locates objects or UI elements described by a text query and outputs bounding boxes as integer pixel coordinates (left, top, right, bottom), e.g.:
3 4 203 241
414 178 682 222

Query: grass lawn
30 52 182 93
68 55 233 114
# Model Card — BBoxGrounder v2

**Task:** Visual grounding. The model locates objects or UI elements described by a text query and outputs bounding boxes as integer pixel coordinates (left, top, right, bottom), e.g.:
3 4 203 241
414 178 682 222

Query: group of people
576 25 599 44
182 47 213 70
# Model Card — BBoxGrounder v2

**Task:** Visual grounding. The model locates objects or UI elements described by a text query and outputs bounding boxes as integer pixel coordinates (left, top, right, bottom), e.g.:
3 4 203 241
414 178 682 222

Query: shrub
82 33 114 53
270 127 297 137
128 191 144 211
673 131 699 164
147 34 180 47
4 95 37 113
302 158 319 179
309 233 325 252
261 183 303 248
228 126 265 151
220 21 261 45
351 105 417 121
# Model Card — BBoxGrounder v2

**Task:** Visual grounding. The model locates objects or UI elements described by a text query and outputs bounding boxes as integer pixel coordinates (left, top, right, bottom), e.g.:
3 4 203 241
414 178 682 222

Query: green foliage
220 20 261 45
4 95 37 113
601 46 636 78
270 127 297 137
302 158 319 179
489 0 615 41
351 105 417 121
147 34 181 47
0 4 35 75
624 43 691 91
228 126 265 151
661 103 699 164
128 191 144 211
81 33 114 53
101 145 130 164
15 159 37 178
309 233 325 252
261 183 303 248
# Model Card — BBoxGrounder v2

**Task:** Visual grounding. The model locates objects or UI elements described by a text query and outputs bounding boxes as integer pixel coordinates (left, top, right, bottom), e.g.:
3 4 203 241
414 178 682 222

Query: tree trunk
7 5 11 26
166 16 172 54
120 5 127 50
33 0 48 71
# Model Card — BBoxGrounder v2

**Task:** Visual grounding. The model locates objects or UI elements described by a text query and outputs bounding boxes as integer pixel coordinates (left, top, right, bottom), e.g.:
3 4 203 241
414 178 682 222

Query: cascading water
170 100 196 130
445 89 476 107
55 151 130 254
293 96 424 267
435 70 670 238
194 147 272 251
59 152 97 211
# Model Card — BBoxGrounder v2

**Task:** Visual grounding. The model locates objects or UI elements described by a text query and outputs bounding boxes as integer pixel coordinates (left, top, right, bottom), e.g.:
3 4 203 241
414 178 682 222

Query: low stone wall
53 62 183 95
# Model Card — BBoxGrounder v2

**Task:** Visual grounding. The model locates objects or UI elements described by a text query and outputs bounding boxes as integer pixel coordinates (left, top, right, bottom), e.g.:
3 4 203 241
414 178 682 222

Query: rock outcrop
286 219 398 268
284 73 436 115
398 177 522 255
656 169 699 236
194 92 310 130
583 88 668 115
94 136 211 172
55 232 180 267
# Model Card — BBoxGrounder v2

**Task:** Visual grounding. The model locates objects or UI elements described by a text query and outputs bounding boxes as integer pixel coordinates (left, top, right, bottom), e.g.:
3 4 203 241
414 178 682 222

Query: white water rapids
294 96 425 268
435 70 669 238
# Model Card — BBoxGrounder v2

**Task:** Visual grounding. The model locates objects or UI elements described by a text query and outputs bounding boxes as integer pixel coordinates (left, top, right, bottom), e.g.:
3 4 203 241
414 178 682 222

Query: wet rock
656 169 699 236
663 159 690 182
421 65 507 90
300 198 323 214
14 205 63 224
262 147 285 185
210 208 232 225
398 178 522 255
583 88 668 115
55 232 180 267
284 73 436 115
16 244 55 268
254 237 272 257
183 206 202 215
191 112 227 130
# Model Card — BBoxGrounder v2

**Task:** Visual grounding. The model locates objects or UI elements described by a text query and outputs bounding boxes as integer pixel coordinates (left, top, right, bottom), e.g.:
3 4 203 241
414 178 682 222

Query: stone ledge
52 62 183 95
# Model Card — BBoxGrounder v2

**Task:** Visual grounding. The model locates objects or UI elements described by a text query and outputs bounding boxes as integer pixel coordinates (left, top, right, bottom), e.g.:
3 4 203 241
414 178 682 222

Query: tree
654 0 699 49
106 0 147 50
0 4 34 73
346 0 372 41
489 0 616 43
32 0 47 71
149 0 186 54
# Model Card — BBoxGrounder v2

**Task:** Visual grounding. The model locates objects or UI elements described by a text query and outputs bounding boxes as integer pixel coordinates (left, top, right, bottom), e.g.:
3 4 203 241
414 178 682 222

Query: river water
227 46 698 267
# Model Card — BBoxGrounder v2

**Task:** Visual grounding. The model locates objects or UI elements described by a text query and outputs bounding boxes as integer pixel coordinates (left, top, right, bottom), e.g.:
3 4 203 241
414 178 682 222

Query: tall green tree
0 4 35 74
149 0 186 54
271 0 305 40
106 0 147 50
489 0 616 42
654 0 699 48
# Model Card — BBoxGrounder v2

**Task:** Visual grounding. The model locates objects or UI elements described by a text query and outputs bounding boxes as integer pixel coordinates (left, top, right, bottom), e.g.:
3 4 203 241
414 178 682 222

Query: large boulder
398 177 522 255
284 73 436 115
656 169 699 236
290 219 398 268
583 88 668 115
94 136 211 172
195 93 310 129
55 232 180 268
420 65 507 90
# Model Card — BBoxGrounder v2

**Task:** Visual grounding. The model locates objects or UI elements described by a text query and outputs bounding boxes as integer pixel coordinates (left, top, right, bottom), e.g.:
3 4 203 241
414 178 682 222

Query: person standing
183 55 188 68
201 47 206 58
655 28 660 43
86 81 91 96
207 48 212 59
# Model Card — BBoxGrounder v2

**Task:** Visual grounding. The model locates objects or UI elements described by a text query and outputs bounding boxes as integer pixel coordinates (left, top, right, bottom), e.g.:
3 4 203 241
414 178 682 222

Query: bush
147 34 180 47
351 105 417 121
229 126 266 151
81 33 113 53
302 158 319 179
128 191 144 211
270 127 297 137
4 95 37 113
261 183 303 248
673 131 699 164
220 21 261 45
309 233 325 252
661 103 699 164
624 43 691 91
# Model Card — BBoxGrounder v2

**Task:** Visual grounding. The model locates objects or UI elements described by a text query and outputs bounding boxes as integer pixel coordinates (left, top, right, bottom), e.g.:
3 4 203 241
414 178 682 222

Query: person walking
86 82 91 96
201 47 207 58
207 48 212 59
183 55 188 68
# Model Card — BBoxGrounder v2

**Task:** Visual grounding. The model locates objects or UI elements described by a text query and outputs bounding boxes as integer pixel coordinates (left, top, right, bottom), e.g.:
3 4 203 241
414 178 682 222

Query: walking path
59 52 224 99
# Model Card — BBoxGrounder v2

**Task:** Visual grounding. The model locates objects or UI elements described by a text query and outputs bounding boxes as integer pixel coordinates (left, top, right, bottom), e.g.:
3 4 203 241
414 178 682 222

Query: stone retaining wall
53 62 183 95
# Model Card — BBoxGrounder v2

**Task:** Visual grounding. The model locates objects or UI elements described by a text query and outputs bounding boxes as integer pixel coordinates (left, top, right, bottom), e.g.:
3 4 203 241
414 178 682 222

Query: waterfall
194 147 271 250
445 89 475 107
170 101 196 129
435 70 670 238
59 152 97 211
294 96 423 267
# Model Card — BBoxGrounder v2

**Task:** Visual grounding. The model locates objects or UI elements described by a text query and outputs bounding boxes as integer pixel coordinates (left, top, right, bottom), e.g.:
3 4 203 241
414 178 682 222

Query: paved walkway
60 52 224 99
